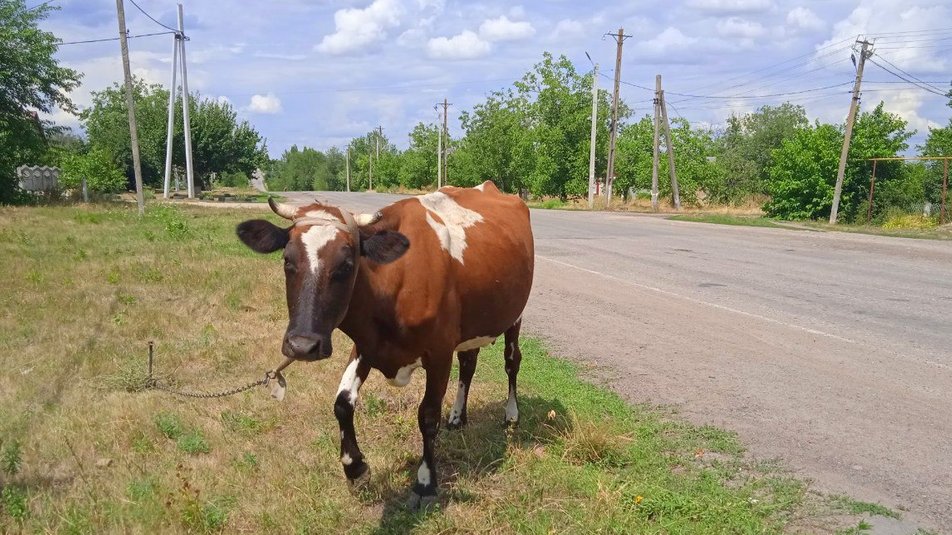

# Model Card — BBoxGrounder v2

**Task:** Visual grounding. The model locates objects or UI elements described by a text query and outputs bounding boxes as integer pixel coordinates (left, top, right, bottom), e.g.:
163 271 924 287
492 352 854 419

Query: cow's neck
338 260 382 353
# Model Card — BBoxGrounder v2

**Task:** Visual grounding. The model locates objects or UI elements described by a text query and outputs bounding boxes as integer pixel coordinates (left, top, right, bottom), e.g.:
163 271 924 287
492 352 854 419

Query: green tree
59 147 125 194
919 88 952 209
82 79 267 190
764 123 842 220
398 123 438 190
0 0 81 202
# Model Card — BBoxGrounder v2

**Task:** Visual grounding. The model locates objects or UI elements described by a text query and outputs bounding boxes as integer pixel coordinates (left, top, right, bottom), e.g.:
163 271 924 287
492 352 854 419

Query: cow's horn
268 197 298 220
354 211 382 226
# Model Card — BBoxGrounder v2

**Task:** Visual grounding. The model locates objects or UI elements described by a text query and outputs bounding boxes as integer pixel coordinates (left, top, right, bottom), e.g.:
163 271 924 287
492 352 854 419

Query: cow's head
236 198 409 361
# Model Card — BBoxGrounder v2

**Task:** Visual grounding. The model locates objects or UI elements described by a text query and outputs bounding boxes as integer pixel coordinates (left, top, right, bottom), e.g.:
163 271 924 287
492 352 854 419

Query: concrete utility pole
442 98 450 186
162 32 179 198
345 147 350 192
177 4 195 198
368 138 373 191
830 38 873 224
659 89 681 210
375 125 381 159
587 59 599 209
604 27 629 207
651 74 662 211
115 0 145 215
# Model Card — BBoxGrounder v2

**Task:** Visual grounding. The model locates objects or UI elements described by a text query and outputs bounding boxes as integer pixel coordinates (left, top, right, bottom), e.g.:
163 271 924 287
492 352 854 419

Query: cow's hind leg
503 319 523 426
335 350 372 488
447 349 478 430
408 357 451 509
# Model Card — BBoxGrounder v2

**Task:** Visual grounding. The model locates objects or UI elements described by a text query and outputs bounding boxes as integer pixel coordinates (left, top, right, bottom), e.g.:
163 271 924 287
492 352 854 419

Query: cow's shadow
367 394 571 534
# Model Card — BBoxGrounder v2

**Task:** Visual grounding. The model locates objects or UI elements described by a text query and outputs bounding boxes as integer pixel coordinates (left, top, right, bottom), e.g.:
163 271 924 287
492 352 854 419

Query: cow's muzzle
283 333 333 361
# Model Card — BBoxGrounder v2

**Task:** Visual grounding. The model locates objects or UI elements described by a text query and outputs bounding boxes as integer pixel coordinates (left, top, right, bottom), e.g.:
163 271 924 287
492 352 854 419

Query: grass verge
0 202 866 533
669 213 783 228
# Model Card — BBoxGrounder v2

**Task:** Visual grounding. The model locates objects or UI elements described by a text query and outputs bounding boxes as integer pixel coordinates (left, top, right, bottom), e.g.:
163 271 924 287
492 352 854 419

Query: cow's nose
287 334 320 357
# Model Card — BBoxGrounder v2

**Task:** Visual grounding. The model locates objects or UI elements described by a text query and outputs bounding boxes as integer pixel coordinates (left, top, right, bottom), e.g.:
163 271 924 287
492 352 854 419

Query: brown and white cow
236 181 534 507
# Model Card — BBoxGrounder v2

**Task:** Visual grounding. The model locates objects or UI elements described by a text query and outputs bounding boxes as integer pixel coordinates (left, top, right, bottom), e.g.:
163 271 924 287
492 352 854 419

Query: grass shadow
370 395 571 533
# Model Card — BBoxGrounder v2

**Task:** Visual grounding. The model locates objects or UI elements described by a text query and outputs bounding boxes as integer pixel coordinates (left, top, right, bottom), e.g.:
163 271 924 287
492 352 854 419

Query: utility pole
587 57 599 209
830 38 873 224
177 4 195 198
368 139 373 191
436 114 442 188
115 0 145 215
651 74 661 211
162 32 179 198
345 147 350 192
442 98 450 186
659 89 681 210
604 27 629 207
375 126 381 159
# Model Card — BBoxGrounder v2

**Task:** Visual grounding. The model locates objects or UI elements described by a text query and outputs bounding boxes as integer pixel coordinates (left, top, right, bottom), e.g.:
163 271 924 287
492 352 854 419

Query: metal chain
148 375 271 399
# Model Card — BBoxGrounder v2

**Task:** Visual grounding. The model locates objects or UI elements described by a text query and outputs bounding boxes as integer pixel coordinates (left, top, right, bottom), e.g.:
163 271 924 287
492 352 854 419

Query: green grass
831 495 901 519
669 213 782 228
799 220 952 240
0 201 874 533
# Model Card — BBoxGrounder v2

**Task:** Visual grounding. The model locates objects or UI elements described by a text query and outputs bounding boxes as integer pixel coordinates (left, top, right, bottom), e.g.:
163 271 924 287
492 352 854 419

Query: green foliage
59 147 126 194
215 170 249 188
0 0 81 203
155 413 184 439
267 144 347 191
1 440 22 475
764 123 841 219
176 431 210 455
398 123 439 190
1 486 28 521
81 79 267 191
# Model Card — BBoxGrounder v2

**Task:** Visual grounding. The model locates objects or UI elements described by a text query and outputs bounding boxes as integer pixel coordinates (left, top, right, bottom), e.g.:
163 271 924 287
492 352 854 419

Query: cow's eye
332 260 353 280
284 258 296 273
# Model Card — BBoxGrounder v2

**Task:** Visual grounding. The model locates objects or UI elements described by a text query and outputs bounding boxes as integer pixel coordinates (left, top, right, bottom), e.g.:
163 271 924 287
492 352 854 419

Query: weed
1 441 22 476
177 431 210 455
233 452 258 472
1 486 28 521
220 411 264 435
105 358 150 392
155 413 183 440
670 213 781 228
363 392 386 417
831 495 901 519
106 268 120 284
26 269 43 284
117 293 137 305
127 478 157 501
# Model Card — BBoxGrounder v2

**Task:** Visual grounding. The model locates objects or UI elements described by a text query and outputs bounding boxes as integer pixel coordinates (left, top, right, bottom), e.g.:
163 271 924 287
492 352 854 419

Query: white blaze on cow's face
417 192 483 264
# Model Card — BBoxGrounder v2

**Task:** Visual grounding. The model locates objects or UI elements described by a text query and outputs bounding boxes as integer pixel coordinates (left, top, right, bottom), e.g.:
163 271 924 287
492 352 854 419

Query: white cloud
642 27 698 54
478 16 535 42
426 30 491 60
316 0 403 55
717 17 766 38
553 18 585 40
686 0 773 14
786 7 824 32
246 93 282 114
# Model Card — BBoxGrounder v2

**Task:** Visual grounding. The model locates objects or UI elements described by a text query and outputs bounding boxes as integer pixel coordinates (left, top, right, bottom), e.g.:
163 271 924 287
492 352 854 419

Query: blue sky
41 0 952 157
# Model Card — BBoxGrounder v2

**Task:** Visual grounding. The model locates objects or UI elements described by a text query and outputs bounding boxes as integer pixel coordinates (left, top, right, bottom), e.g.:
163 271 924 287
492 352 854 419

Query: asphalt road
288 191 952 532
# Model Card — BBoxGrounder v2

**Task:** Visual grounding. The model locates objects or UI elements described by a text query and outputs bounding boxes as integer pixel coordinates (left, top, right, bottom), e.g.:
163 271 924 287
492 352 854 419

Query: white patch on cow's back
455 336 495 352
417 192 483 263
474 182 485 192
301 224 341 274
387 358 421 387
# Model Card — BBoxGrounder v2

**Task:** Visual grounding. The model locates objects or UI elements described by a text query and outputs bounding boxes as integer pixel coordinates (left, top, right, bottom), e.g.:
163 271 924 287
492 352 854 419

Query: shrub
59 148 126 194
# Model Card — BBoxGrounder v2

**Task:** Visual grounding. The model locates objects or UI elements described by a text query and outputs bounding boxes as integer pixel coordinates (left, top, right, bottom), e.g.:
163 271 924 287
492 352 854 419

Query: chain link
148 375 271 399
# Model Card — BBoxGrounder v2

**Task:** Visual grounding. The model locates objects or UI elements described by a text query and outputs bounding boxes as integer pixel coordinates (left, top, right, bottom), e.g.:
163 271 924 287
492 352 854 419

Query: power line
665 81 853 101
127 0 179 33
57 30 175 46
867 58 947 96
872 53 947 93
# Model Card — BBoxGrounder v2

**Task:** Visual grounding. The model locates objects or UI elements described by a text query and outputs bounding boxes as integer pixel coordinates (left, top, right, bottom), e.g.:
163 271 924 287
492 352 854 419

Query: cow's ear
360 230 409 264
236 219 289 253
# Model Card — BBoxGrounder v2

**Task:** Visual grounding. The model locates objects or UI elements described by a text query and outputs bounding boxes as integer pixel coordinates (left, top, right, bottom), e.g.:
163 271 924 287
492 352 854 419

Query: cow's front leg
408 358 451 509
334 350 372 488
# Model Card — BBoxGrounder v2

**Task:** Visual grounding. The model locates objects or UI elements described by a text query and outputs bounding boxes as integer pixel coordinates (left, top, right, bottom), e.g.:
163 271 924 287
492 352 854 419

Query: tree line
3 1 951 224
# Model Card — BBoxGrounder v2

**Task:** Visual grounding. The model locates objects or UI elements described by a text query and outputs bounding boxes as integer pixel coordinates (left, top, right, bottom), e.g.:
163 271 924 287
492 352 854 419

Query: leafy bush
59 148 126 194
216 171 249 188
764 124 841 220
881 213 938 230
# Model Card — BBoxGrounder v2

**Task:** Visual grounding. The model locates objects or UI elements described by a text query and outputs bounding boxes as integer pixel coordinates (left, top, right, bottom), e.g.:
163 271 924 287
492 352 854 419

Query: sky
39 0 952 157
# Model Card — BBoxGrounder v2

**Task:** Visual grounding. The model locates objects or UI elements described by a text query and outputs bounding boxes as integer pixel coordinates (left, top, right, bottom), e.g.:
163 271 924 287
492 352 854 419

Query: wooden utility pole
942 159 949 225
115 0 145 215
375 126 381 159
659 89 681 210
368 140 373 191
436 109 442 188
830 39 873 224
442 98 450 186
345 147 350 192
162 32 179 198
177 4 195 198
651 74 662 211
604 27 629 207
587 61 599 208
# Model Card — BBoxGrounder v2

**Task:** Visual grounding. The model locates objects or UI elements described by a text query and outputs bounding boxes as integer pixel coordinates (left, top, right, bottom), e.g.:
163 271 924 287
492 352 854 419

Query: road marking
537 255 857 343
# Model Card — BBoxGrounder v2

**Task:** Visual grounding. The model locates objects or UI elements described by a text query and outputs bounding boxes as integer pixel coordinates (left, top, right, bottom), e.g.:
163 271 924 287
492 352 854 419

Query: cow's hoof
346 465 372 492
446 417 467 430
503 418 519 429
406 491 438 511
